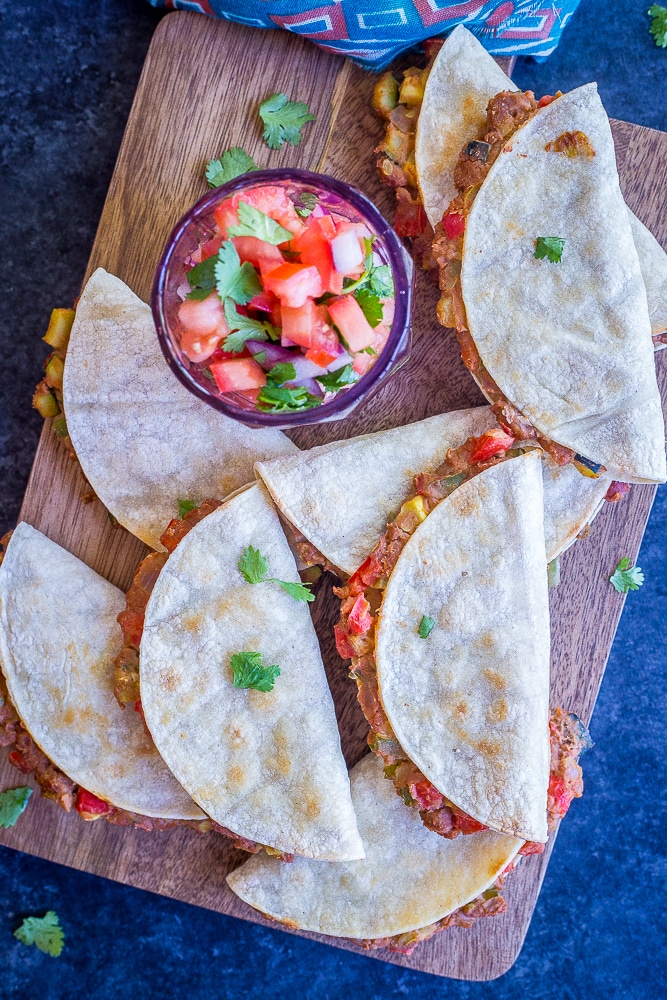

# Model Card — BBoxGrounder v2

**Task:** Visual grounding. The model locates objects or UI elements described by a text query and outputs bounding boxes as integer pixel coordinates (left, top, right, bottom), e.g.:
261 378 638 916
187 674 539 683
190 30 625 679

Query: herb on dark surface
238 544 314 602
648 4 667 46
259 93 316 149
228 201 294 244
14 912 64 957
205 147 258 187
534 237 565 263
609 557 644 593
231 652 281 692
418 615 435 639
0 787 32 829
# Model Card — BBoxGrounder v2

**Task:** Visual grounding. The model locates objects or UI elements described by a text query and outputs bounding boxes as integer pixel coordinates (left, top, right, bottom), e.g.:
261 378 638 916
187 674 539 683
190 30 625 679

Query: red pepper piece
347 594 374 635
469 427 515 463
605 481 631 503
442 212 466 239
75 788 114 820
334 624 356 660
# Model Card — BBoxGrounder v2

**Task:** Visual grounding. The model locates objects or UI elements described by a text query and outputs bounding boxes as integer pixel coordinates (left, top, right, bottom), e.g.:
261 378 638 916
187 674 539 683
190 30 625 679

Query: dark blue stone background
0 1 665 995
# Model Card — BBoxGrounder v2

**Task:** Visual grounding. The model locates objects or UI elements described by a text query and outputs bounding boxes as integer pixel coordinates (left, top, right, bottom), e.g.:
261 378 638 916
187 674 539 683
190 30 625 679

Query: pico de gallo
171 182 397 414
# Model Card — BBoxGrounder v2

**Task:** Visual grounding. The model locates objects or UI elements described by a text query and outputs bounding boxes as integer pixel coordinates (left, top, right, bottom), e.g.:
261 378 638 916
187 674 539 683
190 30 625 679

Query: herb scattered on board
609 557 645 593
0 786 32 829
231 651 281 692
259 93 316 149
238 545 314 602
177 499 198 519
648 4 667 47
534 237 565 263
205 148 258 187
14 912 64 957
418 615 435 639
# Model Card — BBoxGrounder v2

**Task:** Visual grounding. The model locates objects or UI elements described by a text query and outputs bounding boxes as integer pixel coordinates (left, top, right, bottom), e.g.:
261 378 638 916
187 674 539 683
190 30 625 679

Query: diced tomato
281 300 316 348
347 594 374 635
352 351 375 376
412 780 445 811
334 624 356 659
263 264 323 308
305 315 340 365
232 236 283 269
451 810 487 835
605 481 631 503
214 187 305 239
199 234 225 260
180 328 222 363
469 427 515 463
442 212 466 239
293 217 344 294
247 291 278 315
209 357 267 394
75 788 114 820
537 94 556 108
547 772 576 819
518 840 546 856
327 295 375 353
178 294 229 337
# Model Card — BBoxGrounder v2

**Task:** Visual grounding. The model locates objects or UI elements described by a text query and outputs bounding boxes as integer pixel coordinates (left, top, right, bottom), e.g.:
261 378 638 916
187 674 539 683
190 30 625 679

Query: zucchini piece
44 353 65 390
43 308 75 350
372 72 399 119
32 381 60 418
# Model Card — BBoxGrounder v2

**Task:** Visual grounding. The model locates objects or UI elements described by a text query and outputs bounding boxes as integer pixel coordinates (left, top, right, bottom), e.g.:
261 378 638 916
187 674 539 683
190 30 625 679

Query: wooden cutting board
1 11 666 981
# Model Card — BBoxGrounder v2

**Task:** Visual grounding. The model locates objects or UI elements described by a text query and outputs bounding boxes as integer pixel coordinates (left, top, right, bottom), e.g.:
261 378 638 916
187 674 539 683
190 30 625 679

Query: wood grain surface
1 11 666 981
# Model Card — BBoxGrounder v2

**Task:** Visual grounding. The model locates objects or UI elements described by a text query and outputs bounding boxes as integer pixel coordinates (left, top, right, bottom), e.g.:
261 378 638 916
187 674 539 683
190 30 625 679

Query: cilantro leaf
228 201 294 245
223 300 276 352
0 786 32 828
316 364 359 392
418 615 435 639
256 384 321 412
215 241 262 305
205 147 258 187
231 651 281 692
648 4 667 46
534 237 565 263
609 557 645 593
276 580 315 603
259 93 317 150
14 911 64 957
295 191 319 219
354 287 383 328
186 256 218 300
238 544 270 585
266 362 297 385
369 264 394 298
177 498 198 519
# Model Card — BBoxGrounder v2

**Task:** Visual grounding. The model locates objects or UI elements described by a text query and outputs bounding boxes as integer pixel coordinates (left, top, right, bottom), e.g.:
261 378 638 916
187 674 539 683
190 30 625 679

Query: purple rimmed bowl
151 168 414 429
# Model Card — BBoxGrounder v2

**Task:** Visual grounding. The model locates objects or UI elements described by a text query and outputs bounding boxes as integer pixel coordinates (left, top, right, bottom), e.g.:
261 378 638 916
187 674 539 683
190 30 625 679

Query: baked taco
137 482 364 862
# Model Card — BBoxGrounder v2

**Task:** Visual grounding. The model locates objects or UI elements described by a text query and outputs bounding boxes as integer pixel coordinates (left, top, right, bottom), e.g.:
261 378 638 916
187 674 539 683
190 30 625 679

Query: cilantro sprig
609 557 645 593
648 4 667 46
215 241 262 304
228 201 294 245
185 256 218 300
294 191 319 219
534 237 565 263
177 498 198 519
266 362 296 385
316 363 359 392
256 384 321 413
0 786 32 828
14 911 64 957
259 93 316 149
238 545 314 602
205 148 258 187
223 300 278 353
418 615 435 639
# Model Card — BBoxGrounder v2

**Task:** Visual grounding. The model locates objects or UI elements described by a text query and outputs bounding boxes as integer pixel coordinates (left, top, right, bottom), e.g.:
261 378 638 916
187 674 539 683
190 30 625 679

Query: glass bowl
151 168 414 429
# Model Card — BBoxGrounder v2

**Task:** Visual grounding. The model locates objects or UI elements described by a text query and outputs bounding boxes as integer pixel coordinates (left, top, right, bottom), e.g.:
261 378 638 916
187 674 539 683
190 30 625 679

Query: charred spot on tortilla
545 131 595 158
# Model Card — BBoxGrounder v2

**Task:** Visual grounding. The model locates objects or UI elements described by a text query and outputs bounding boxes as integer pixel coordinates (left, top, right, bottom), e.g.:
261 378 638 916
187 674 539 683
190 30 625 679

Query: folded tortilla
416 24 667 343
62 268 298 551
227 752 523 942
139 482 364 861
375 451 551 842
0 522 203 819
256 406 611 576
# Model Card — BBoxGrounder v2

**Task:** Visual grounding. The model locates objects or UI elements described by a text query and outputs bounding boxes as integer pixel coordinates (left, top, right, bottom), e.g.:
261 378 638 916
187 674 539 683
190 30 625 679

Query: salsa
171 183 396 414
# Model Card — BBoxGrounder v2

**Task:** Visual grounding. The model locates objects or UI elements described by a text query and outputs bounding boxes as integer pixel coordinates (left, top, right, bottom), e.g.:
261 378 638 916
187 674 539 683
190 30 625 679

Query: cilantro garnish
231 652 281 692
256 384 321 413
177 498 198 519
368 264 394 298
238 544 315 602
215 241 262 305
0 786 32 829
266 362 297 385
609 557 645 593
316 364 359 392
259 93 317 150
295 191 319 219
223 300 277 353
648 4 667 46
418 615 435 639
339 237 395 304
354 287 383 328
14 911 64 957
228 201 294 245
205 148 258 188
186 256 218 300
534 237 565 263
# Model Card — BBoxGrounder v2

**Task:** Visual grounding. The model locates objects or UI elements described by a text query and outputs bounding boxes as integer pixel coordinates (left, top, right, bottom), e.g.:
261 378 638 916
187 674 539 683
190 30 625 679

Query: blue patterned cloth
146 0 581 68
